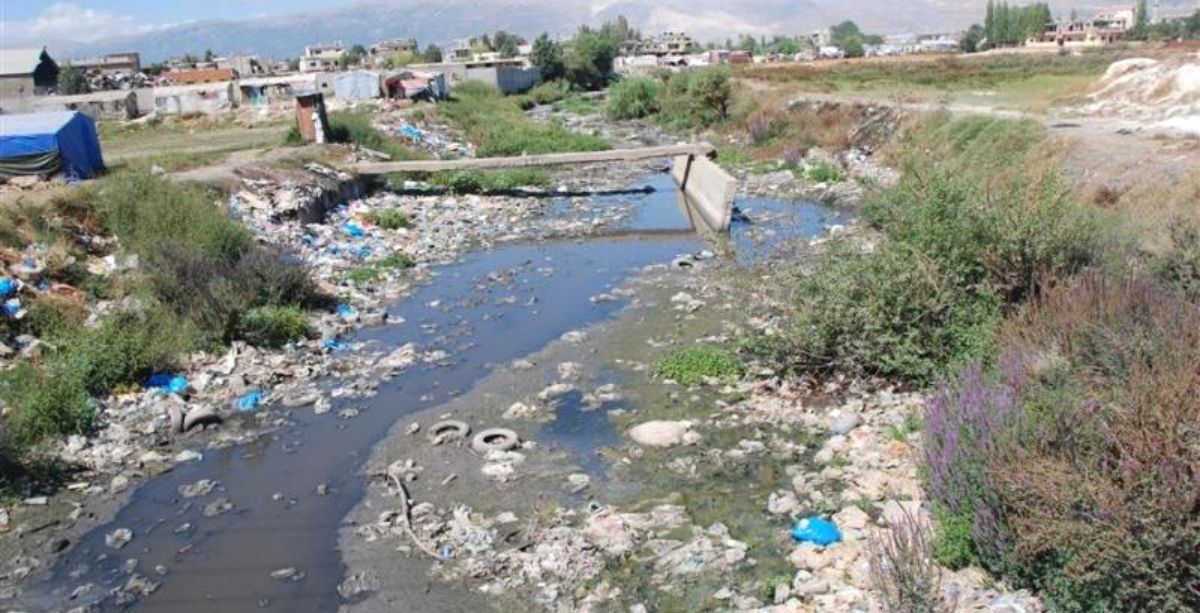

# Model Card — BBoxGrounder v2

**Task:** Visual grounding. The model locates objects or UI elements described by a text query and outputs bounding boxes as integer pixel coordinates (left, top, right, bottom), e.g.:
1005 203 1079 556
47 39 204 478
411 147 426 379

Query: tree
962 24 986 52
57 65 89 95
1131 0 1150 39
287 58 300 72
203 49 215 62
531 33 565 82
564 27 618 90
985 0 996 48
493 30 521 58
422 43 443 63
843 37 865 58
385 51 417 68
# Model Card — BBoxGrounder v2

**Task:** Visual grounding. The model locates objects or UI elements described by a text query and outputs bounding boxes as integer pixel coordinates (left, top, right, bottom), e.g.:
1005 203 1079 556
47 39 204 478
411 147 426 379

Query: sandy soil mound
1082 53 1200 133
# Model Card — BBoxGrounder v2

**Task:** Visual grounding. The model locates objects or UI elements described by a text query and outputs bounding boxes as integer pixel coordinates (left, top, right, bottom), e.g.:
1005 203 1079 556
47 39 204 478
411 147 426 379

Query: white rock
628 421 696 447
106 528 133 549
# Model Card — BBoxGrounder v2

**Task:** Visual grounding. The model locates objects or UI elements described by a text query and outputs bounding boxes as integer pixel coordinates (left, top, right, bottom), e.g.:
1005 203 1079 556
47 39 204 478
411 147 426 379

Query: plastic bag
790 517 842 546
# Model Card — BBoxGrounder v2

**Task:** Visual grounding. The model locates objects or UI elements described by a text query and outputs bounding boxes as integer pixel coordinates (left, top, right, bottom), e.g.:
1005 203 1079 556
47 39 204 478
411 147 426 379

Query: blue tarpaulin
0 111 105 179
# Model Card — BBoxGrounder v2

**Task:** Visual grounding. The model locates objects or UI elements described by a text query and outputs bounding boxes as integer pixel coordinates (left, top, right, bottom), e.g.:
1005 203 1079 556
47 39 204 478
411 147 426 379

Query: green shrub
96 171 252 261
430 169 551 193
64 308 191 395
1151 218 1200 300
658 67 734 132
606 78 661 120
784 116 1106 383
793 241 1001 382
368 209 412 230
804 162 845 183
238 305 310 348
441 83 609 157
0 364 94 451
654 346 744 385
377 254 415 269
519 80 570 109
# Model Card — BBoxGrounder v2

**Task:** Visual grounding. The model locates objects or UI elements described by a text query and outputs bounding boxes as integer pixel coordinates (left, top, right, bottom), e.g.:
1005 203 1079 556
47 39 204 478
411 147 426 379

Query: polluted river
16 166 845 612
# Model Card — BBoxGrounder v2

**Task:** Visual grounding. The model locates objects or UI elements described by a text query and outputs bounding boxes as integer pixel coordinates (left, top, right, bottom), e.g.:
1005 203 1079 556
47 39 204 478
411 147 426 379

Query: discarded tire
471 428 520 454
427 420 470 444
182 406 223 432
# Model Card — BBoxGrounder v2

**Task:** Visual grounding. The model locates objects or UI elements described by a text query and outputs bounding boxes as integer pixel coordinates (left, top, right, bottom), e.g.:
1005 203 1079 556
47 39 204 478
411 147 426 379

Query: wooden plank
353 143 715 174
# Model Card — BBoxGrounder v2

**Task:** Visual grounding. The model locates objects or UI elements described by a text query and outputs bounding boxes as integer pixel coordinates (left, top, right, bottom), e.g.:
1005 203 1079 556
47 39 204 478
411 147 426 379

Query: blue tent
0 111 105 180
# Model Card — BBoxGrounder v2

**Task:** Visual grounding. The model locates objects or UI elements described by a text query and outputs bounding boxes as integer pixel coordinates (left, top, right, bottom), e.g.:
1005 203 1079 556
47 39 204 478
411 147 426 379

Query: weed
238 305 310 348
868 509 955 613
804 162 845 183
368 209 412 230
0 364 95 451
654 346 744 385
439 82 609 157
606 77 661 120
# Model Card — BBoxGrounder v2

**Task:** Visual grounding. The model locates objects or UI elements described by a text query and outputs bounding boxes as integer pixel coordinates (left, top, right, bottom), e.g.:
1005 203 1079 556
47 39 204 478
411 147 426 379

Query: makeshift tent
331 70 381 102
0 111 104 179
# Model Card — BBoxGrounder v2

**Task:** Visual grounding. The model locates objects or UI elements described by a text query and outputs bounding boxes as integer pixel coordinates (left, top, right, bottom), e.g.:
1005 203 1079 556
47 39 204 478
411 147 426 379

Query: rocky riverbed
1 100 1038 612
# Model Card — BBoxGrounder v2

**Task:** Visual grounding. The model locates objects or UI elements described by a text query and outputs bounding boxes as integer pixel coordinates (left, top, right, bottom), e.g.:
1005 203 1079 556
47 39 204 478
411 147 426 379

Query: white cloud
1 2 163 46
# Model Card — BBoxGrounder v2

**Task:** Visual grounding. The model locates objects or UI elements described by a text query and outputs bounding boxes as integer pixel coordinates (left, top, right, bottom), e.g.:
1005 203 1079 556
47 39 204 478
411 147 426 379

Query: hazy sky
1 1 356 44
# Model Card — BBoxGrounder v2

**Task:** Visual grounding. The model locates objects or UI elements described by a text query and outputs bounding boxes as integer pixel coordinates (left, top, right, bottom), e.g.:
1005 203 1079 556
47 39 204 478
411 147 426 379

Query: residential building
301 43 347 73
1028 4 1140 47
0 48 58 98
370 39 418 67
629 32 694 57
67 52 141 75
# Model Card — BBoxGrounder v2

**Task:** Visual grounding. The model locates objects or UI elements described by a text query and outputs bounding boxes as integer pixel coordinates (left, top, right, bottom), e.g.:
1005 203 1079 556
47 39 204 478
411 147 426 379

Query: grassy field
99 116 290 164
737 49 1131 111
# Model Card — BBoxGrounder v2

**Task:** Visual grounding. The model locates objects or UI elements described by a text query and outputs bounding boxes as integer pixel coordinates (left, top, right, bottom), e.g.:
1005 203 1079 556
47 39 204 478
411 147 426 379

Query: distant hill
61 0 1200 62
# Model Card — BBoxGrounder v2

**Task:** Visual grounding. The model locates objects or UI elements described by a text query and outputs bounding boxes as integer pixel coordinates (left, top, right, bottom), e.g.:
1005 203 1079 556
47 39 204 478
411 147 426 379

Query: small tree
57 66 90 95
564 28 618 91
422 43 443 63
843 37 866 58
961 24 986 52
531 33 565 82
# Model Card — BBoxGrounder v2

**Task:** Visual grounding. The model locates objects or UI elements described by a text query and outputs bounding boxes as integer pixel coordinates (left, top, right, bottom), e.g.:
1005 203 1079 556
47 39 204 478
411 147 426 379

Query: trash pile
374 107 472 158
1083 54 1200 134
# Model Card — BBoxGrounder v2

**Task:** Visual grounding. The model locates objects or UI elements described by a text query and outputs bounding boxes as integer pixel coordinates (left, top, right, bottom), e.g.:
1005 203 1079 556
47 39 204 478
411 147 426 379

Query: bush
368 209 412 230
924 272 1200 611
784 116 1106 383
440 83 609 157
238 305 310 348
1151 218 1200 300
97 171 252 261
804 162 845 183
64 308 191 395
518 80 570 109
0 364 94 451
654 346 744 385
431 169 551 193
606 78 661 120
658 67 733 132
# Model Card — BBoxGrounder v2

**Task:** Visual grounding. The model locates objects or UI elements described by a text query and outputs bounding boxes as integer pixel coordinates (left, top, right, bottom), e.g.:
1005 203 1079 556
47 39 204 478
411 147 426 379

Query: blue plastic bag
336 304 359 322
790 517 842 546
2 299 22 318
147 373 189 395
343 222 365 238
236 390 264 412
323 338 345 352
0 277 16 298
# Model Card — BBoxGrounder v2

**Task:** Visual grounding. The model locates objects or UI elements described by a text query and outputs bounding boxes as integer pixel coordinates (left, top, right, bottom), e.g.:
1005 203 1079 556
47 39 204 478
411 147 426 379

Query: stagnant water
20 172 843 612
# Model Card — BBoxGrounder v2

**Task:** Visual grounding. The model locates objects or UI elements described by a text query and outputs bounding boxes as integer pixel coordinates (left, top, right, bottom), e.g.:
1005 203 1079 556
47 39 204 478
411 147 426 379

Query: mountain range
52 0 1200 62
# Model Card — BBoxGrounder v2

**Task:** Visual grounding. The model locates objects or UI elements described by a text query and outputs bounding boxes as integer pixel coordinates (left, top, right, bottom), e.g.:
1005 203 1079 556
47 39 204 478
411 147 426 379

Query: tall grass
440 82 608 157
